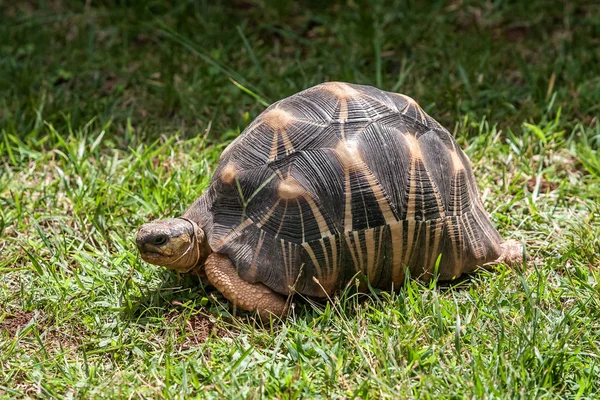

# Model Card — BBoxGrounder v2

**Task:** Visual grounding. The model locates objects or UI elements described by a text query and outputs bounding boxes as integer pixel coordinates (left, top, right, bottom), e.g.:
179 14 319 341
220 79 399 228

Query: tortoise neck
176 217 212 269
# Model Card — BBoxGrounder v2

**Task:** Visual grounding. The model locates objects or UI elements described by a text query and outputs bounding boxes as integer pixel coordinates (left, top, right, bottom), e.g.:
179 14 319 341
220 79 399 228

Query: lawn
1 0 599 398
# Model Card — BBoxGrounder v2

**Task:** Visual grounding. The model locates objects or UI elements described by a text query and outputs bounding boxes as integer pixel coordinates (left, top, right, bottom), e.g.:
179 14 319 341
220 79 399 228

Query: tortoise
136 82 523 319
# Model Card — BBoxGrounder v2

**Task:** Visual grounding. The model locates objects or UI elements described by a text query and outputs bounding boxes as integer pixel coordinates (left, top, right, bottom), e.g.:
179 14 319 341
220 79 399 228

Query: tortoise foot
497 239 525 266
204 253 287 321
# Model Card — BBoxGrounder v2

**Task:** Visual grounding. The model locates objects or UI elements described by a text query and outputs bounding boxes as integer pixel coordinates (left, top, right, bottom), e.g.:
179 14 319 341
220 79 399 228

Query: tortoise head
136 218 210 272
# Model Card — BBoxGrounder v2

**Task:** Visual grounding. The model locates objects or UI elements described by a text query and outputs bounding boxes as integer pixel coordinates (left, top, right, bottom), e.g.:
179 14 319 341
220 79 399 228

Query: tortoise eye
151 235 169 246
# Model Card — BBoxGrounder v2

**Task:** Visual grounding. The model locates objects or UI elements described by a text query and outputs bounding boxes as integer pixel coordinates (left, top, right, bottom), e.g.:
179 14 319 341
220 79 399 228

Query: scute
195 82 505 297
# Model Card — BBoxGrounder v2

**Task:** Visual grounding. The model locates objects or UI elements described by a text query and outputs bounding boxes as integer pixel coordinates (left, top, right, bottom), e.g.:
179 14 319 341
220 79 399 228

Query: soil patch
527 177 559 193
166 311 231 348
0 311 36 336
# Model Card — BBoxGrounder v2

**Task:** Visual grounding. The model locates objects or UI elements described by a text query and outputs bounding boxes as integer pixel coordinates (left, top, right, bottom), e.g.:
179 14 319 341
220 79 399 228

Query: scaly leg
496 239 525 266
204 253 287 320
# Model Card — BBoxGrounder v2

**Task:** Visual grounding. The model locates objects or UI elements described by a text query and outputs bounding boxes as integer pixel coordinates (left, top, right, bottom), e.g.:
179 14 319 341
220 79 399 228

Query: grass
1 0 599 398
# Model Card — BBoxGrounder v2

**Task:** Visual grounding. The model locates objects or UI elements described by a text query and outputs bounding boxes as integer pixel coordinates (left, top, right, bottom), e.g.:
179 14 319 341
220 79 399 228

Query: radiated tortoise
136 82 523 319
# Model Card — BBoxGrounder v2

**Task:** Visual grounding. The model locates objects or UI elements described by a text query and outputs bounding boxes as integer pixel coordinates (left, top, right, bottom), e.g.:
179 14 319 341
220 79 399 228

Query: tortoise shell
185 82 503 297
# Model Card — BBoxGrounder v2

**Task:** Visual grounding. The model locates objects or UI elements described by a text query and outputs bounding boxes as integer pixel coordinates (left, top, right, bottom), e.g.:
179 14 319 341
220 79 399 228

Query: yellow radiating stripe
281 240 296 292
451 171 460 216
302 195 332 238
390 222 405 285
424 170 446 220
376 226 384 280
275 200 289 237
457 172 463 214
353 230 365 275
256 199 282 228
320 238 331 273
456 217 464 272
340 98 349 124
430 220 443 274
330 236 338 285
419 170 426 221
365 228 377 283
279 129 294 154
450 140 464 216
319 239 336 293
301 242 324 284
406 158 418 220
343 167 352 232
323 82 360 100
449 217 463 270
269 130 279 161
362 170 398 225
397 95 412 114
265 107 295 162
405 132 446 221
248 230 266 279
423 221 432 275
397 93 427 125
404 220 420 268
344 233 361 275
214 217 254 250
450 150 465 172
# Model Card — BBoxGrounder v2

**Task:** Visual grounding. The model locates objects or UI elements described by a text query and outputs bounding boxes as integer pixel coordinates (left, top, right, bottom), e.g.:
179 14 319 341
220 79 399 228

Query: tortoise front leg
204 253 287 320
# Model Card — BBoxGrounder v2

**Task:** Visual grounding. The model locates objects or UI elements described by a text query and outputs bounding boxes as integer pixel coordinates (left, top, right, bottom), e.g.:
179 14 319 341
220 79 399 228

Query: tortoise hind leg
204 253 287 320
496 239 524 266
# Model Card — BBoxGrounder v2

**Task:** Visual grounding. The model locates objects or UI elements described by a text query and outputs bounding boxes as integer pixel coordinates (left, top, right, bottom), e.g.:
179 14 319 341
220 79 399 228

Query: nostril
151 235 169 247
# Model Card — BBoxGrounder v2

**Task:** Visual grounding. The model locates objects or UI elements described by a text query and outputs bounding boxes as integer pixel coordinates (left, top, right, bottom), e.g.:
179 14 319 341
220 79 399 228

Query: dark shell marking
188 82 503 297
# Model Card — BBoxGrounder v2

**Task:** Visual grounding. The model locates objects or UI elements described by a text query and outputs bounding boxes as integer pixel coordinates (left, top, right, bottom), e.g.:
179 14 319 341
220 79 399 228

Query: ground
1 1 599 398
